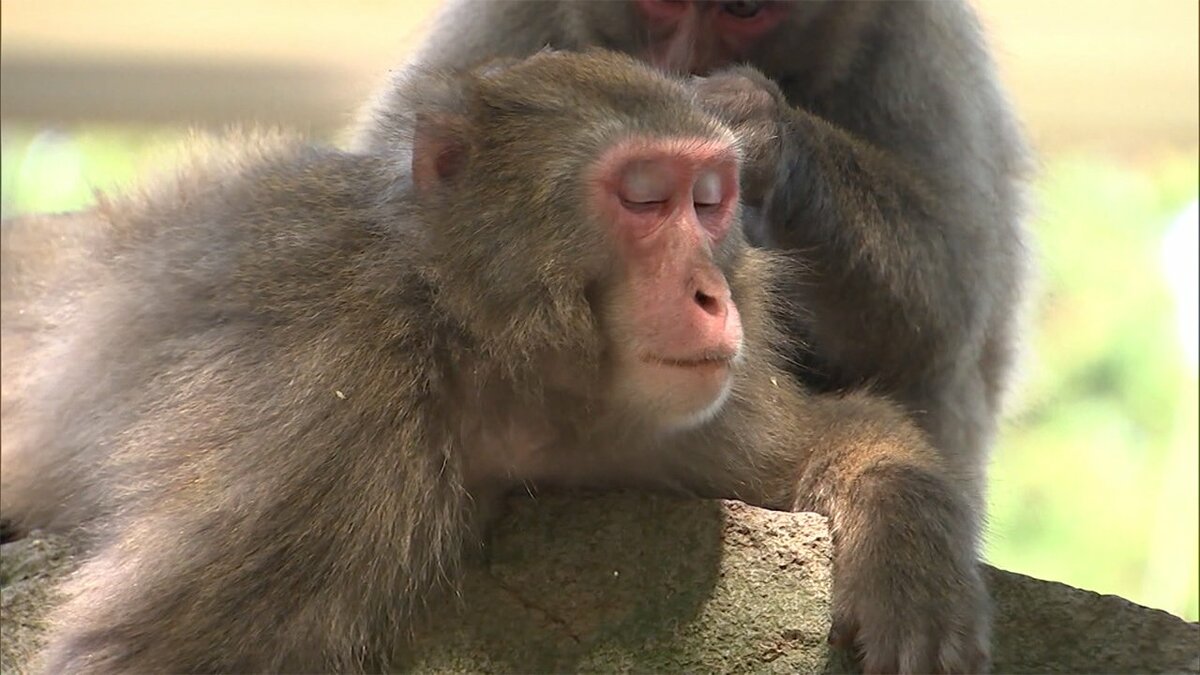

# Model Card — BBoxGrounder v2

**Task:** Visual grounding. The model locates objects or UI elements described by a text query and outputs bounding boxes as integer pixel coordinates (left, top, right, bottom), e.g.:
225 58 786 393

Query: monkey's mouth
642 350 737 370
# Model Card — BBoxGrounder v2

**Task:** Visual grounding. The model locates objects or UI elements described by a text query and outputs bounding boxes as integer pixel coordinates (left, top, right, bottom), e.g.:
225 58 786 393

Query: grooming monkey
356 1 1033 666
0 51 984 673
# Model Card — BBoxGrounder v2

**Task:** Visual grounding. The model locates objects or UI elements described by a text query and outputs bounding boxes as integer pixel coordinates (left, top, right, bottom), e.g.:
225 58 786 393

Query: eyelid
693 170 724 206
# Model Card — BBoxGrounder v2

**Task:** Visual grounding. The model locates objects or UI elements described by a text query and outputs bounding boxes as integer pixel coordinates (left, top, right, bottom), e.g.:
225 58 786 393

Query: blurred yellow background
2 1 1197 620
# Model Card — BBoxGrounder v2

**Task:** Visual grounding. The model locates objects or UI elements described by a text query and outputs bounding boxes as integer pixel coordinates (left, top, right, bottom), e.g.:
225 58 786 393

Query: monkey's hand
688 67 787 207
817 463 992 674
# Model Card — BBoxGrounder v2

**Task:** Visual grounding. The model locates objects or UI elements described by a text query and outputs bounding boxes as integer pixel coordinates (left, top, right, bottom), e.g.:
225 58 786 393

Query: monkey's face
567 1 797 76
409 50 751 431
587 136 746 432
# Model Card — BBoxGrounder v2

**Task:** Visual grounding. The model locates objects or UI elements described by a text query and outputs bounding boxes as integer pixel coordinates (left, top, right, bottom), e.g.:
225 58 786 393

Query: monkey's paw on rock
2 494 1198 674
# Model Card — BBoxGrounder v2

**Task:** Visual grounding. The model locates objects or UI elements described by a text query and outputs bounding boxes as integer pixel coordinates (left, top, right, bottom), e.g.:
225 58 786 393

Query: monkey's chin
631 357 736 433
666 373 734 432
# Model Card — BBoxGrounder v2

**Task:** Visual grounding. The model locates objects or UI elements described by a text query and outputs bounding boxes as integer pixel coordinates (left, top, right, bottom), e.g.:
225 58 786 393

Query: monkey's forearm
713 385 981 585
767 111 983 384
748 388 988 672
763 391 954 515
704 384 955 515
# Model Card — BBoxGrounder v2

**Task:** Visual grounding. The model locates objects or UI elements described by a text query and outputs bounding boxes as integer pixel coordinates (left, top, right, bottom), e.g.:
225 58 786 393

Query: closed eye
620 198 670 214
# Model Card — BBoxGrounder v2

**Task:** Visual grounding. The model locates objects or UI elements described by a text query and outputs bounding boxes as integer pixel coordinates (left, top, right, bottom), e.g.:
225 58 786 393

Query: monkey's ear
412 113 471 194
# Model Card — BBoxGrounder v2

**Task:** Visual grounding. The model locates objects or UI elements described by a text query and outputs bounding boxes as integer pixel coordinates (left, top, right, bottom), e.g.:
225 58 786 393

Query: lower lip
644 356 732 372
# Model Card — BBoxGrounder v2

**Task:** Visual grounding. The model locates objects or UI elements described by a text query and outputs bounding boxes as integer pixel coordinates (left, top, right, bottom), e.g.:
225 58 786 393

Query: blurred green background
2 1 1197 622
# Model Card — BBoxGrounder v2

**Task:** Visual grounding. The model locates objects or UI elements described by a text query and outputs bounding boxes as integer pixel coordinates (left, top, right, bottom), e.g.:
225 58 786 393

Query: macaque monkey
355 2 1033 668
0 51 985 673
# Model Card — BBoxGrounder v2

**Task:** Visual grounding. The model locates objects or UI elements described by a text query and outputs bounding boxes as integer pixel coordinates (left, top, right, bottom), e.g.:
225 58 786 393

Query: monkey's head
402 50 758 431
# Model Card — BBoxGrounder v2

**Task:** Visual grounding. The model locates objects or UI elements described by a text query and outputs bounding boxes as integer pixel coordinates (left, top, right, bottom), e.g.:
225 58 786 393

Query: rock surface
2 493 1197 673
0 534 74 672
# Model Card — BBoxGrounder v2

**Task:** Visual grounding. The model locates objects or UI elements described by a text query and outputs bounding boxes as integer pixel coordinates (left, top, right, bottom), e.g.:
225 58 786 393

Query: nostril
694 290 723 316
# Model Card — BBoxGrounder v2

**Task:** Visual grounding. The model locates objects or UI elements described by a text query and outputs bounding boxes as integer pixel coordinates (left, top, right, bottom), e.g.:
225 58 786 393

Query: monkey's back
0 137 440 538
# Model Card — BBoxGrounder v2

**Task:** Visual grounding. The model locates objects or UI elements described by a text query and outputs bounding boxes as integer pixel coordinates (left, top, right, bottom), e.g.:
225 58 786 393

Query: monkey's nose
635 0 691 23
689 270 734 329
693 289 724 318
687 278 742 359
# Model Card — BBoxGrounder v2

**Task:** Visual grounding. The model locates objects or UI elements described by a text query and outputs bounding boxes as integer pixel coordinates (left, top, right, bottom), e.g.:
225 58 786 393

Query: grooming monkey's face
573 1 795 76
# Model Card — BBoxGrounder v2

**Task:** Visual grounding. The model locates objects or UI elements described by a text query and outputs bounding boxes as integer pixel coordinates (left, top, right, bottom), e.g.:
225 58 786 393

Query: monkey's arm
694 379 989 674
764 108 989 391
789 391 989 673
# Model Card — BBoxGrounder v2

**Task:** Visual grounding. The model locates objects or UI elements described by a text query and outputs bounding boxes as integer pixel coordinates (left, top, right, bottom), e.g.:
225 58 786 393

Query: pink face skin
590 136 745 431
633 0 790 74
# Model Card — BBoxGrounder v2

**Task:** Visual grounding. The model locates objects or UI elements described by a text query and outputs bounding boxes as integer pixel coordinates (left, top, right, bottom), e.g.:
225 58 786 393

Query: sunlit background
2 0 1196 621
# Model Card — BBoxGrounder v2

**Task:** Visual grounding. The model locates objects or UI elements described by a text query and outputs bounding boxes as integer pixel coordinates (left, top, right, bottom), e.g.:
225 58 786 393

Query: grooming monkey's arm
698 69 980 390
768 108 977 384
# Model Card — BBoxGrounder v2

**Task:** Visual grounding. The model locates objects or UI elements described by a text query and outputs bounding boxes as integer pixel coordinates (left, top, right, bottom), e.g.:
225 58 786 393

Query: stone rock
0 534 74 673
1 493 1196 673
987 565 1200 673
403 495 842 673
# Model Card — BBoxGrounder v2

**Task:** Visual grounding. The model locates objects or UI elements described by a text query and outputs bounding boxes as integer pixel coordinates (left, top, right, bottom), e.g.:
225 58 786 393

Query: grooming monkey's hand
821 466 991 674
688 67 787 206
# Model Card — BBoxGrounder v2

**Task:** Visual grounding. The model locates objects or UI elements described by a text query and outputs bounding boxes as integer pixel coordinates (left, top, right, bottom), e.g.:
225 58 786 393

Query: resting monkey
355 2 1034 667
2 51 985 673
